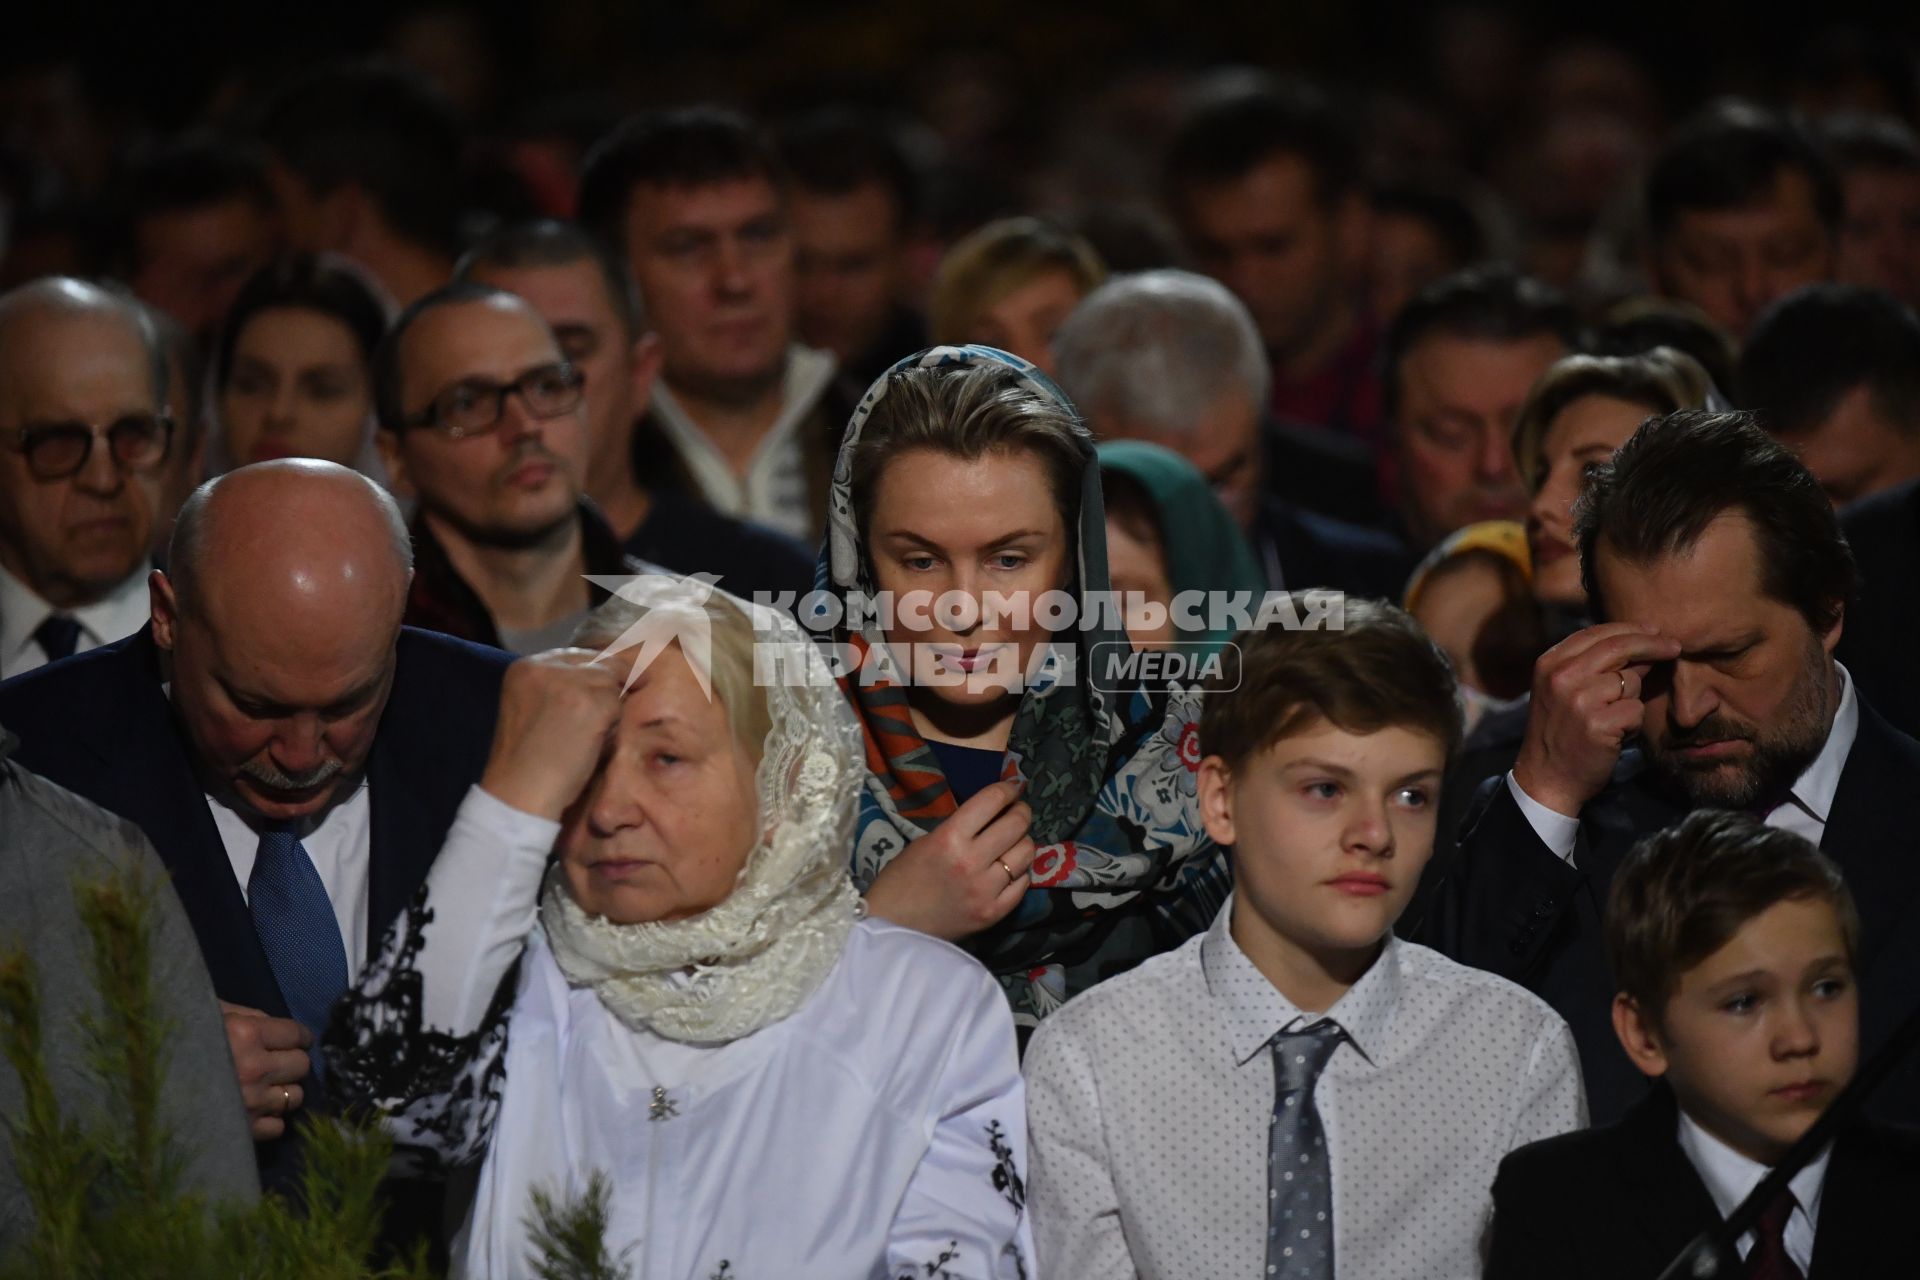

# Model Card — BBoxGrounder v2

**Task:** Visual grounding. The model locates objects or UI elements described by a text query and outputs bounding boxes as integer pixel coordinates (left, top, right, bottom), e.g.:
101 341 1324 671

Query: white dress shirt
210 781 557 985
1677 1110 1829 1274
0 560 150 678
648 344 837 542
366 783 1034 1280
1024 897 1587 1280
1508 664 1861 863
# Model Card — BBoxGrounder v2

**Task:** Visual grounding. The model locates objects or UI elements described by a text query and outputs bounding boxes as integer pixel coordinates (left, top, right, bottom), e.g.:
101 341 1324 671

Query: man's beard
1646 641 1835 810
434 441 579 551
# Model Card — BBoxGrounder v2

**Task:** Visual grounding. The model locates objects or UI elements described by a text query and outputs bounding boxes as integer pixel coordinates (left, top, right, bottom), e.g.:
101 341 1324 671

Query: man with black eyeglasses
0 277 175 678
373 281 655 653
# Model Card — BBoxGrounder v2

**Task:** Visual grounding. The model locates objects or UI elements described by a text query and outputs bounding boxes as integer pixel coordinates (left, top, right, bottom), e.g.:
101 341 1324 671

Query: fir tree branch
526 1170 633 1280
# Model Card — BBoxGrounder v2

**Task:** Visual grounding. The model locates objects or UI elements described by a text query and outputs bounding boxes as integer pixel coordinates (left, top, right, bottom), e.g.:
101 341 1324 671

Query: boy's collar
1675 1105 1832 1235
1201 896 1402 1068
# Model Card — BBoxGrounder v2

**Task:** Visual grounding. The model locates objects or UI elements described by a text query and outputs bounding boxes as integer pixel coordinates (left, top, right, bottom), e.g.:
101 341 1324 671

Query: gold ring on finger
1618 671 1630 701
998 858 1017 885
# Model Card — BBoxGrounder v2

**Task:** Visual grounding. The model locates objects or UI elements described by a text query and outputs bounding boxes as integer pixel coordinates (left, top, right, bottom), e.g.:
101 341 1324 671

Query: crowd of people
4 21 1920 1279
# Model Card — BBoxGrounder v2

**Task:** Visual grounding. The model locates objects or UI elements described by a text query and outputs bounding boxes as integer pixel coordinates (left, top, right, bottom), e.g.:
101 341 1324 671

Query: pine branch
3 857 620 1279
0 863 439 1279
76 869 177 1206
526 1170 633 1280
0 946 100 1276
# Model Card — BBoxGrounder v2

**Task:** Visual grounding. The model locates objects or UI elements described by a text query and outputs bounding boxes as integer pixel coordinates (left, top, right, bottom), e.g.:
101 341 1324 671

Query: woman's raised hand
864 778 1037 941
480 648 628 822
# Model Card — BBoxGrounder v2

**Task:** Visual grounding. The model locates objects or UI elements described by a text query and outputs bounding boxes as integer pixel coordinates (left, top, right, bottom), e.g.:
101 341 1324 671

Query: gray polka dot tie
1266 1019 1343 1279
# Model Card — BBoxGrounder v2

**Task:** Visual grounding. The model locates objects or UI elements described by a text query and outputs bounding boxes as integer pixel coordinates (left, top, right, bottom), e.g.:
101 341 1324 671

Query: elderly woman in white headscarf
327 578 1033 1279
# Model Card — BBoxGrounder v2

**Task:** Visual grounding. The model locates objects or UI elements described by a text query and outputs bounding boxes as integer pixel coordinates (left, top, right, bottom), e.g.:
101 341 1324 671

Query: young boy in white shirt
1485 808 1920 1278
1024 593 1586 1279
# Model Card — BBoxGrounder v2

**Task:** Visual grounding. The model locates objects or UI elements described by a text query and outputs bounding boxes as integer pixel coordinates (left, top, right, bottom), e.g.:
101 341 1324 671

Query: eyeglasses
3 413 175 481
401 363 586 439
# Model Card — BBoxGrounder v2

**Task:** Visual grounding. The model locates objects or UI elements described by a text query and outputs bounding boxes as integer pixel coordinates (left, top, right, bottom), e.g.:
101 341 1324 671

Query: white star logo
582 572 725 697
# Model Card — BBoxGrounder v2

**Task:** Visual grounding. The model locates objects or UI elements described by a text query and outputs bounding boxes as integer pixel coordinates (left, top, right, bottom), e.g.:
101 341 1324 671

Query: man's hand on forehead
1514 622 1684 818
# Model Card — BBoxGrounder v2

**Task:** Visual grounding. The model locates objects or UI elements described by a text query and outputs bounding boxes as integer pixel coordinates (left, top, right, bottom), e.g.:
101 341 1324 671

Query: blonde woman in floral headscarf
328 578 1033 1279
819 345 1228 1031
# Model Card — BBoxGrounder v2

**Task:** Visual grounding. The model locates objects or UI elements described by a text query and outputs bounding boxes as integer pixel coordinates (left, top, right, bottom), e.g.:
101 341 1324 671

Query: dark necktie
249 826 350 1051
1266 1019 1344 1280
1744 1188 1804 1280
32 613 83 662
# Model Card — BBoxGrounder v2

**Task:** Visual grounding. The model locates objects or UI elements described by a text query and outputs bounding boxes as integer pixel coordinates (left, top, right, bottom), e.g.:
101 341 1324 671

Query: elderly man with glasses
0 277 177 678
373 281 658 653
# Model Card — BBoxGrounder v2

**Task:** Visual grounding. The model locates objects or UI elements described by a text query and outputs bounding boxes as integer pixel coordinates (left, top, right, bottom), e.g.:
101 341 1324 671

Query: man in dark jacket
1422 411 1920 1128
0 460 510 1201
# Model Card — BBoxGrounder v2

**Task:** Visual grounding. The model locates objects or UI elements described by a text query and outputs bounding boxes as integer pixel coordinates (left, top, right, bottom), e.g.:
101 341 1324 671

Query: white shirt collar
1200 895 1402 1067
1675 1107 1830 1233
0 558 150 672
1786 663 1858 825
649 345 837 501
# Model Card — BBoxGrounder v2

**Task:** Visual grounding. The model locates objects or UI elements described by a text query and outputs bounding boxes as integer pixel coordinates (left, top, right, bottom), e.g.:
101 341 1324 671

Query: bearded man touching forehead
1422 410 1920 1131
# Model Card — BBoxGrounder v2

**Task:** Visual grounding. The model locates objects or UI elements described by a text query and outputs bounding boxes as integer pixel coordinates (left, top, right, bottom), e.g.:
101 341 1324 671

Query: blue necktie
249 827 350 1048
1267 1019 1344 1280
33 614 82 662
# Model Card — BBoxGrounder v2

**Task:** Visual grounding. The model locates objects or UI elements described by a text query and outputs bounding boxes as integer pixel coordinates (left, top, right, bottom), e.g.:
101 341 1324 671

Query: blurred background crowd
5 0 1920 712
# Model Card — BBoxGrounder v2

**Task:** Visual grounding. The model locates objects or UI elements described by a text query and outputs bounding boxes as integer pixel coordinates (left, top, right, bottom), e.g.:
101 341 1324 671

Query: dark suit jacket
1419 697 1920 1127
1262 415 1391 530
624 489 817 607
0 625 511 1189
1253 495 1414 602
1398 696 1532 941
1486 1084 1920 1279
404 498 641 652
1838 478 1920 741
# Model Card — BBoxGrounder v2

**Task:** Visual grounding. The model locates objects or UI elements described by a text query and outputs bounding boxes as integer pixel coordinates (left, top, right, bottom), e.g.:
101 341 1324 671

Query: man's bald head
153 459 416 824
0 276 170 410
167 458 412 623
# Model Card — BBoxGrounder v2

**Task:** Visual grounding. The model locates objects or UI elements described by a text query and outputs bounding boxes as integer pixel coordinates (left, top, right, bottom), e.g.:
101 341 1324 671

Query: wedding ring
278 1085 292 1113
998 858 1018 885
1618 671 1630 701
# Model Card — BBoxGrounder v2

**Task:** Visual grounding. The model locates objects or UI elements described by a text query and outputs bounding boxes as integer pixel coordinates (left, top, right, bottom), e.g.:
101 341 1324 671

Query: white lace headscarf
538 574 866 1044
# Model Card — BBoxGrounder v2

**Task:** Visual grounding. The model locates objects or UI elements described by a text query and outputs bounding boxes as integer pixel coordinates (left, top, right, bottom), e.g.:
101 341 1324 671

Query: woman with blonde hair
821 345 1225 1029
1511 345 1715 621
929 218 1106 377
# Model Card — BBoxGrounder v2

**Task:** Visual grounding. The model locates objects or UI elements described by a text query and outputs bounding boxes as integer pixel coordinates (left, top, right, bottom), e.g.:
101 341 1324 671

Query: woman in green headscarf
1096 439 1266 655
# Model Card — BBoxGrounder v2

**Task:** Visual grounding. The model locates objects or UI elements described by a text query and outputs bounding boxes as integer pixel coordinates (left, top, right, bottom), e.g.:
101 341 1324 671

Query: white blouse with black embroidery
327 785 1034 1280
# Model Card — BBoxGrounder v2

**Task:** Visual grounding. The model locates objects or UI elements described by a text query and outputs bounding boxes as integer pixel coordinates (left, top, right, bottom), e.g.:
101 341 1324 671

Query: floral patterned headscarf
820 345 1228 1026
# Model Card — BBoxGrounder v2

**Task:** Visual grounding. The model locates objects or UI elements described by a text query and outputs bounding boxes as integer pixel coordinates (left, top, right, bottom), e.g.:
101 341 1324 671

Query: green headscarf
1095 439 1266 653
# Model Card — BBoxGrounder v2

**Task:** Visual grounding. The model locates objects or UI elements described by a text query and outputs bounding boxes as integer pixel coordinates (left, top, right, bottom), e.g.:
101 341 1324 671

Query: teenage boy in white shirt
1025 593 1586 1279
